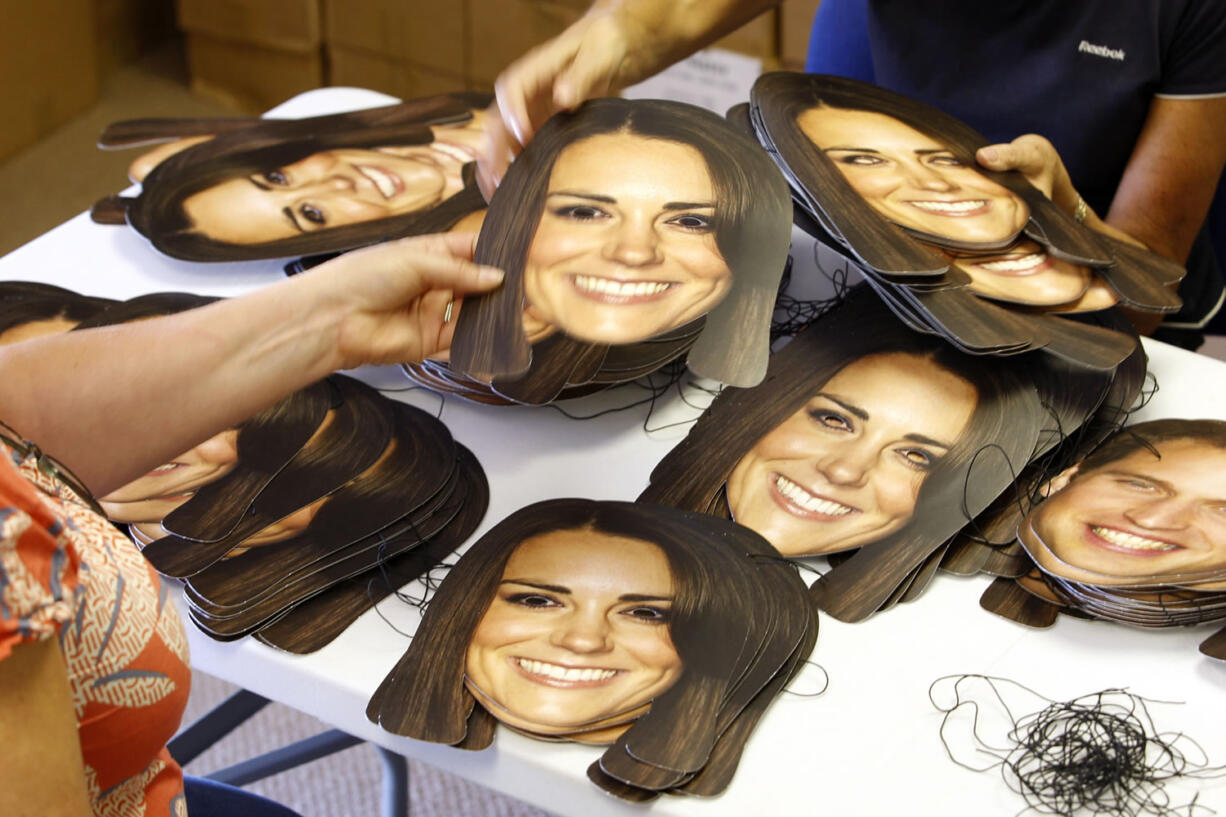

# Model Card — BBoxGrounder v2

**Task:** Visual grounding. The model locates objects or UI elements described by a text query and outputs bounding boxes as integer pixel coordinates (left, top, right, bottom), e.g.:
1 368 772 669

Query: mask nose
904 160 959 193
550 607 613 655
814 441 873 488
1124 497 1194 531
603 215 662 267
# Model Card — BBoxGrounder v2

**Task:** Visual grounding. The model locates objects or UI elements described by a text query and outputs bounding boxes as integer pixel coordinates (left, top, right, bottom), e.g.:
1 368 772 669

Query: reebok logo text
1078 40 1125 61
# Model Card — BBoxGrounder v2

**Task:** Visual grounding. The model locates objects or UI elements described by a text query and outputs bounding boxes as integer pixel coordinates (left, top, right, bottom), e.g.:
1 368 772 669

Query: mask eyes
621 605 670 624
926 153 966 168
809 409 853 432
553 204 608 221
1116 476 1161 493
666 213 714 232
898 448 935 471
505 592 560 609
835 153 887 167
263 170 289 186
299 204 326 226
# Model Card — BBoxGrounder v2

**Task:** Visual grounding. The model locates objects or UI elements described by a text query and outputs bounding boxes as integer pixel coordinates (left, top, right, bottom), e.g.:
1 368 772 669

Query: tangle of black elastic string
378 384 447 419
541 359 723 435
953 442 1024 538
769 251 849 342
746 551 827 581
543 358 685 422
954 408 1065 550
929 674 1226 817
365 465 465 637
1133 370 1160 413
783 660 830 698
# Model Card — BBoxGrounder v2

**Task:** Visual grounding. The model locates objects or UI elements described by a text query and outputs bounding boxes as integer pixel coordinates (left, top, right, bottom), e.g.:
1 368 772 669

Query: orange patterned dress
0 442 191 817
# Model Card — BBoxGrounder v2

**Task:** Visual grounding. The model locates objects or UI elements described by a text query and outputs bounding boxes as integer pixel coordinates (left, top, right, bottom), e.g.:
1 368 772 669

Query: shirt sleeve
1158 0 1226 96
0 450 81 662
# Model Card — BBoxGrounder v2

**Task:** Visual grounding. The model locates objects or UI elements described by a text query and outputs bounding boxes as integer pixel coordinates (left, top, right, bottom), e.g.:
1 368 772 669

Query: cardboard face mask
92 93 492 262
749 73 1183 370
368 498 817 800
980 420 1226 660
449 98 793 391
0 285 116 345
643 286 1047 571
1021 420 1226 590
795 105 1030 251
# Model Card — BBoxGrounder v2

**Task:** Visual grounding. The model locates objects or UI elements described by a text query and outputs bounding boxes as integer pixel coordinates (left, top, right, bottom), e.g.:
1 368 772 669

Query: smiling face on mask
100 429 241 525
521 132 733 345
797 106 1029 247
725 352 979 556
947 239 1095 306
463 527 682 738
1027 439 1226 590
178 118 487 245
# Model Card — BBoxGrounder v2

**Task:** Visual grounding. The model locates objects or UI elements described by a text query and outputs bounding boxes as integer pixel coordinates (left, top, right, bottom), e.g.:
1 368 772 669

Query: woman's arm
0 638 93 817
0 232 502 496
479 0 778 194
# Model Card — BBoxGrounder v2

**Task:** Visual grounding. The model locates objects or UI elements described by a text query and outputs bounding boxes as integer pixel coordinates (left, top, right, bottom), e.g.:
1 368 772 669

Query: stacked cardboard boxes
1 0 99 163
325 0 470 98
176 0 326 113
178 0 782 109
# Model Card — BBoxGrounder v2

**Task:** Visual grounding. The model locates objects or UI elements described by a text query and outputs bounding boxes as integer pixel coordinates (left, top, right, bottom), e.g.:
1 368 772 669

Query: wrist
239 276 352 378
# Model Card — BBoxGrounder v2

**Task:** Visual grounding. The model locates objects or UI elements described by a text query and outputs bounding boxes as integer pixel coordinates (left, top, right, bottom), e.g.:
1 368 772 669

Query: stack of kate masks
641 286 1131 621
746 73 1183 371
367 499 817 801
0 281 489 654
438 96 793 404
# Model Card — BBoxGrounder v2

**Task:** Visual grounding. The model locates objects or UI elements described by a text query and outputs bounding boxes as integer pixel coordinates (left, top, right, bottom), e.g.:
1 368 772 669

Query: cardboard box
329 45 472 100
466 0 583 86
325 0 464 78
780 0 821 70
96 0 176 76
0 0 99 163
713 8 778 60
186 33 324 114
176 0 322 50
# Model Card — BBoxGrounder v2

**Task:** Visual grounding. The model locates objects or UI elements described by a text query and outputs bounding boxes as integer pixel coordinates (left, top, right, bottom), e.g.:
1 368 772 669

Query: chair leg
169 689 271 766
206 729 364 786
376 746 409 817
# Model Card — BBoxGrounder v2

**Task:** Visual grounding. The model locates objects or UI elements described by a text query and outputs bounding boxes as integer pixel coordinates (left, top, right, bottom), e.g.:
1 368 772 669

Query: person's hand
294 232 504 369
477 8 643 198
976 134 1076 209
976 134 1148 251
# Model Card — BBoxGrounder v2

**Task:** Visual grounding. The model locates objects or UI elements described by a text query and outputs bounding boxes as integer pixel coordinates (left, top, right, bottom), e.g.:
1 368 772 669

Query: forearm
1106 97 1226 264
592 0 780 84
0 277 347 496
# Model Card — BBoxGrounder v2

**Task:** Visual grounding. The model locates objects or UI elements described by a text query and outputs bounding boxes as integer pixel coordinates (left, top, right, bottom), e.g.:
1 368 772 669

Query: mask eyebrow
816 392 869 421
282 206 305 233
1099 470 1172 492
618 594 673 603
662 201 715 211
546 191 616 204
502 579 570 595
902 432 953 450
823 146 882 154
